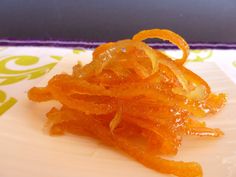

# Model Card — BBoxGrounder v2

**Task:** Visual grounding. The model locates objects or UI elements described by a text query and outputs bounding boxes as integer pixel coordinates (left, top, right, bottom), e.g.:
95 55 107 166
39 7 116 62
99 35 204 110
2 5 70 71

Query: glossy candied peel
28 29 226 177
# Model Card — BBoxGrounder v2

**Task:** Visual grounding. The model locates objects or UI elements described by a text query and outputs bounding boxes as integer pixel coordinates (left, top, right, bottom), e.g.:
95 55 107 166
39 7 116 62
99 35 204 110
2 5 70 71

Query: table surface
0 0 236 43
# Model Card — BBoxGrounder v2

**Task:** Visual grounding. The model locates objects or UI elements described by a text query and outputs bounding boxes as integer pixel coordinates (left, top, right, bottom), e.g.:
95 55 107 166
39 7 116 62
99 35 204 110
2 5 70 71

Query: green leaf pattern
0 55 60 86
233 60 236 68
0 89 17 116
73 48 85 54
0 55 62 115
188 50 213 62
0 48 86 116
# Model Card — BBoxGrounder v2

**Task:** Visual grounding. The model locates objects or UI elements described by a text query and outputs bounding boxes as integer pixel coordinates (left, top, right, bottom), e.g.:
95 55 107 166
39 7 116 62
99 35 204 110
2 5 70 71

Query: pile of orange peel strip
28 29 226 177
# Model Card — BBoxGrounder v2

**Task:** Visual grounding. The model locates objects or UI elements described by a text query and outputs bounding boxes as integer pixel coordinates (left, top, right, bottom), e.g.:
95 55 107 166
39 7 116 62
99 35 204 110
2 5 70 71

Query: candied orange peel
28 29 226 177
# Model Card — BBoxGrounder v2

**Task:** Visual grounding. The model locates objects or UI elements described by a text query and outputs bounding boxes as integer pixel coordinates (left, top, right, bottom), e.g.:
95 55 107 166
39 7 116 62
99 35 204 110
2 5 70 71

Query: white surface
0 59 236 177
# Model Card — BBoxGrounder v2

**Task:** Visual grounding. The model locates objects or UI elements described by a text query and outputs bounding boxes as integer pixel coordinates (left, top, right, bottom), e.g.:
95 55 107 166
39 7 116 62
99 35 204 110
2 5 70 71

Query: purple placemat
1 39 236 49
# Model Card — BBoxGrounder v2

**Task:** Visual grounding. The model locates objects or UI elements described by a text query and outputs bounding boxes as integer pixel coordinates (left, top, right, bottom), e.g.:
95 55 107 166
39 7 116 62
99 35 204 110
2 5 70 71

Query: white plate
0 53 236 177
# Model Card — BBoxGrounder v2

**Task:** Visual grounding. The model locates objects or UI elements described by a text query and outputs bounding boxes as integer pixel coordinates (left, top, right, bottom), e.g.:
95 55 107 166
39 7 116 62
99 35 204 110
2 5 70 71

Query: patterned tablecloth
0 46 236 116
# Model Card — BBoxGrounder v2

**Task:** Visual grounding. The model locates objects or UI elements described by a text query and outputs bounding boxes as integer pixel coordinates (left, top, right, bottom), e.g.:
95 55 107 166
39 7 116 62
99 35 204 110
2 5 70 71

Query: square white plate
0 56 236 177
